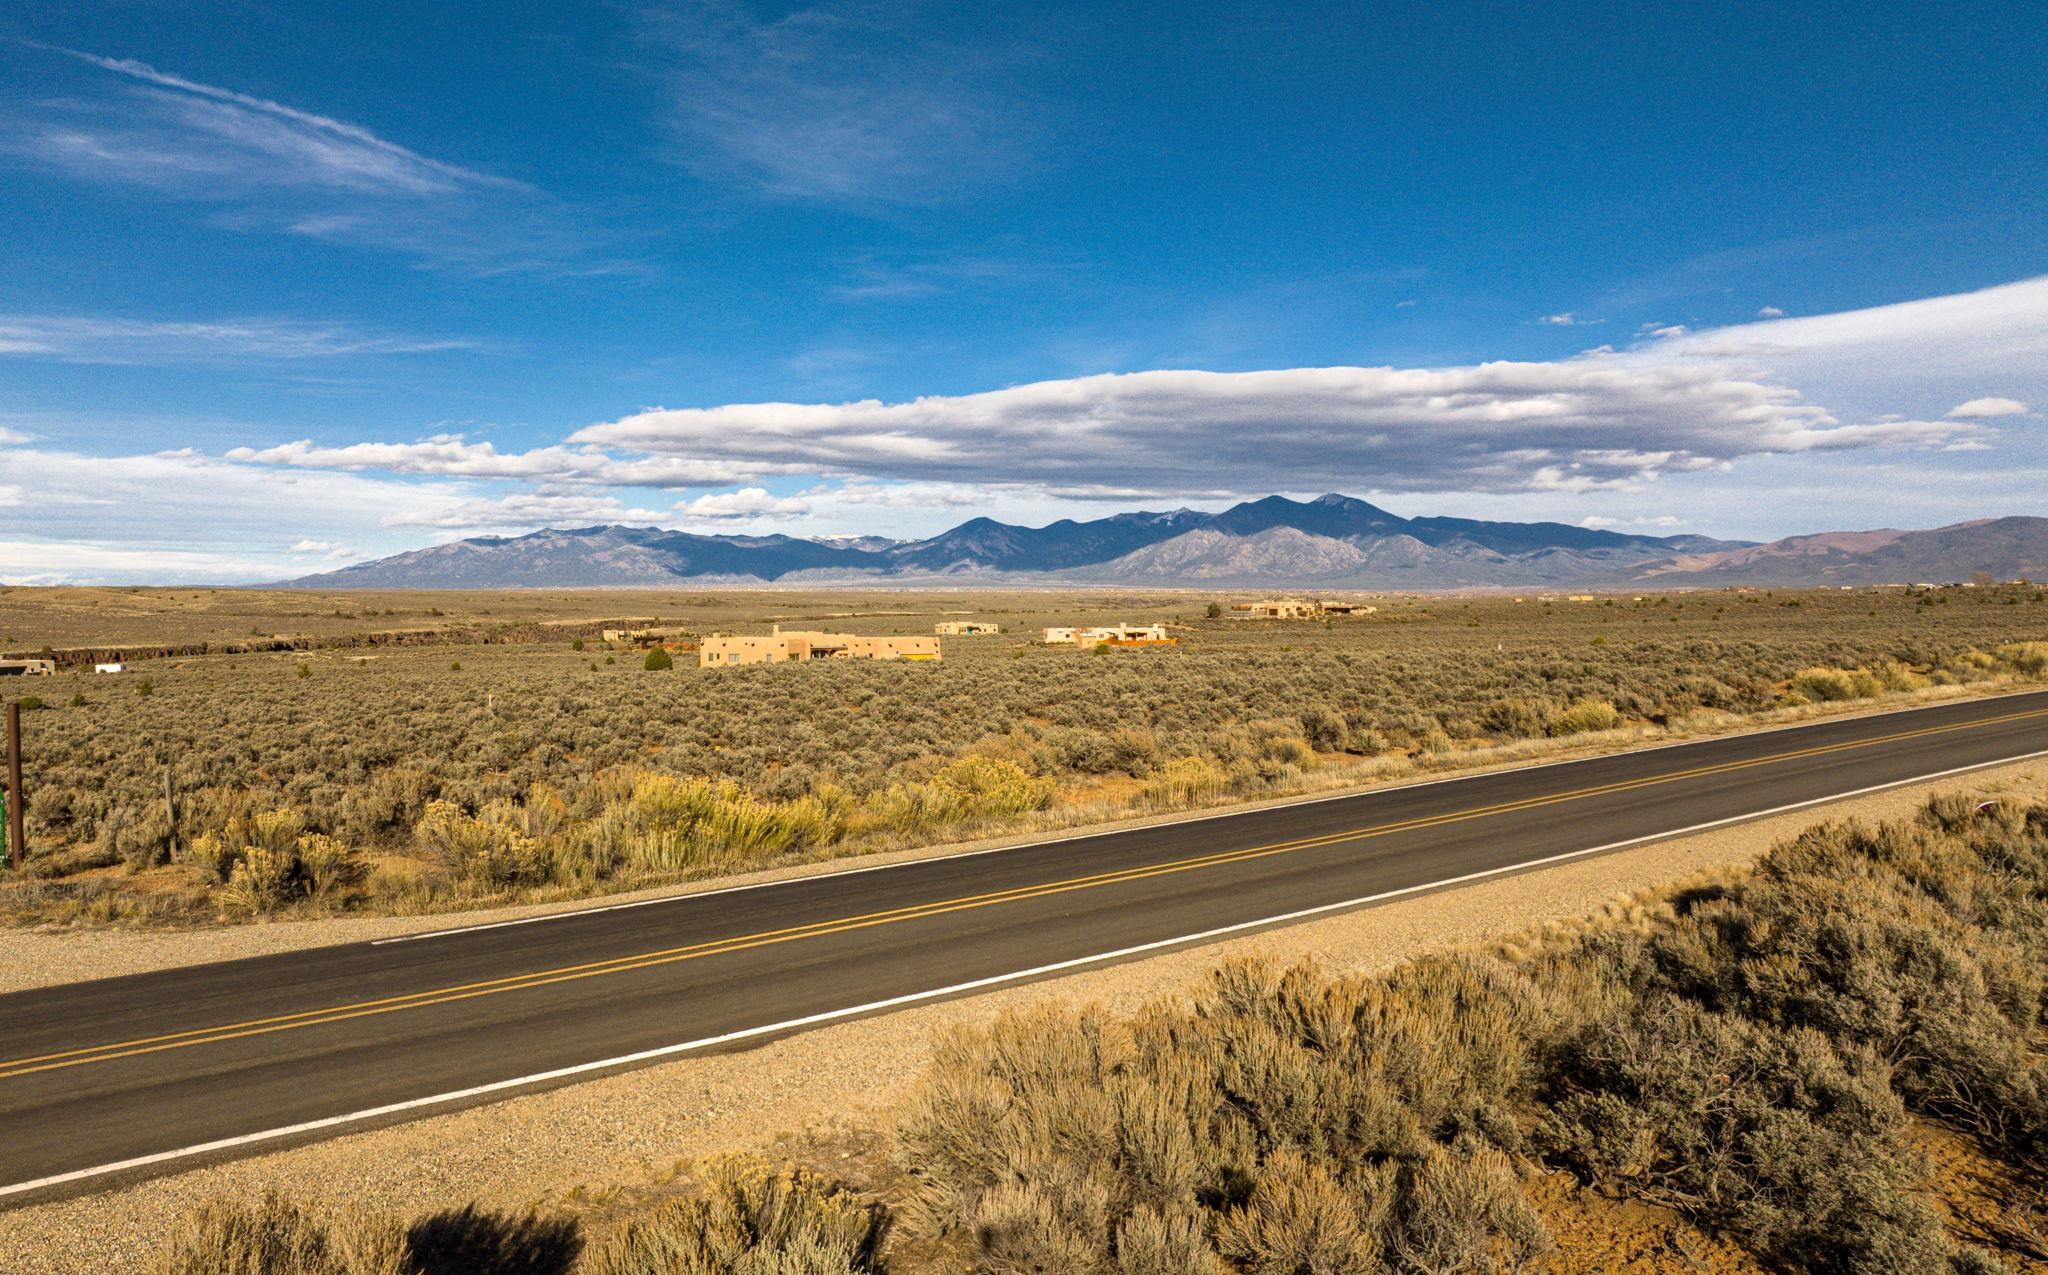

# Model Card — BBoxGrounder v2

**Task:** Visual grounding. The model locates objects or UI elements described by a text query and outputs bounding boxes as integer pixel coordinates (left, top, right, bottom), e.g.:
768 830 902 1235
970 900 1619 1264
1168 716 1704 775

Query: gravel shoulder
3 757 2040 1273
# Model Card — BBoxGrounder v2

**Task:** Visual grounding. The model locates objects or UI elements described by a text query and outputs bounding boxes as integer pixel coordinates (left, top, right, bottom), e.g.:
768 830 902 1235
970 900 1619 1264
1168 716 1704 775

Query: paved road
3 689 2046 1204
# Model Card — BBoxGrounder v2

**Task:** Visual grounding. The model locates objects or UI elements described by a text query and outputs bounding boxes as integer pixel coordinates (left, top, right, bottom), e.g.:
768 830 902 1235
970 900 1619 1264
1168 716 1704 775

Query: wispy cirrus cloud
3 44 620 274
0 314 477 364
650 0 1040 205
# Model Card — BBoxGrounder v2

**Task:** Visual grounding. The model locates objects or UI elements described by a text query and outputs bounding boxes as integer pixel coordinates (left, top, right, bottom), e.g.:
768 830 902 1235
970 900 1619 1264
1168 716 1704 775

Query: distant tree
571 638 585 652
644 648 674 671
1205 602 1223 619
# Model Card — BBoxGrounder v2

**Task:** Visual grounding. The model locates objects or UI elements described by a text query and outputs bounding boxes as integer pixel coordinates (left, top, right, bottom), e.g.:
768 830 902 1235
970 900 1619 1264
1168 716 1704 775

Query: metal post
163 764 178 859
5 702 22 869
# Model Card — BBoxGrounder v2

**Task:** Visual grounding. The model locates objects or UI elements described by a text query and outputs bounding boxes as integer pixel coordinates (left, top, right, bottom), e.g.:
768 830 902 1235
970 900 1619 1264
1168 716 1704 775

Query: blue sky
1 0 2044 582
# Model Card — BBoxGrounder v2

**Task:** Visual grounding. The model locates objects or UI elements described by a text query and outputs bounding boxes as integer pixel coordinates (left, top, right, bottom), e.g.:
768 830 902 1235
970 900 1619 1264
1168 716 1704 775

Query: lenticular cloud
571 362 1973 497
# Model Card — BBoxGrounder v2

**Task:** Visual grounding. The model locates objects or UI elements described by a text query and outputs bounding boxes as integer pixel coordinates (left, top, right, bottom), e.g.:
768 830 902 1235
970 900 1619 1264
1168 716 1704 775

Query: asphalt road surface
4 689 2046 1205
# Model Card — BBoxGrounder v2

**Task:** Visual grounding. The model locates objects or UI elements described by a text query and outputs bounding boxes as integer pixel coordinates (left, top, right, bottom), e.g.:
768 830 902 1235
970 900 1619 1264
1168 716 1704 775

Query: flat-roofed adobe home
1042 623 1176 646
934 621 1001 635
0 658 56 677
1231 599 1323 619
699 626 940 668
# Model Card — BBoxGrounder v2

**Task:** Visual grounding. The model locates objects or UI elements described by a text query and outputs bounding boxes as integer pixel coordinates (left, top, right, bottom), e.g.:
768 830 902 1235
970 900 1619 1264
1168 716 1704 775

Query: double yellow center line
4 703 2043 1083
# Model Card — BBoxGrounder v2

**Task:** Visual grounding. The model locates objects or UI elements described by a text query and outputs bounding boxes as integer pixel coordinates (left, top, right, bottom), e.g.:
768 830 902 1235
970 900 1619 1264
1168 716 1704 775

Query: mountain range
276 495 2048 590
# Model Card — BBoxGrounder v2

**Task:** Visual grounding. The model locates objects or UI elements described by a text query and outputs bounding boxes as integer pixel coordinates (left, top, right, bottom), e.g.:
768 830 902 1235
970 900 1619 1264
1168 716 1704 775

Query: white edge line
371 686 2048 945
8 745 2045 1203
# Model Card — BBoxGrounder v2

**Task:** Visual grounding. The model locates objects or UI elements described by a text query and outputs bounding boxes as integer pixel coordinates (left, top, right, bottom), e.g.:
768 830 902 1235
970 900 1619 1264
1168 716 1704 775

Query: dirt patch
1522 1170 1765 1274
4 761 2042 1272
1913 1121 2048 1270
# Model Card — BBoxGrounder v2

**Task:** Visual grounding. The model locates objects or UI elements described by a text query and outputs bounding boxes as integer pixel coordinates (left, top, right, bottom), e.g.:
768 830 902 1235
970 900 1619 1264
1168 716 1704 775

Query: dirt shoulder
1 683 2030 994
4 758 2040 1274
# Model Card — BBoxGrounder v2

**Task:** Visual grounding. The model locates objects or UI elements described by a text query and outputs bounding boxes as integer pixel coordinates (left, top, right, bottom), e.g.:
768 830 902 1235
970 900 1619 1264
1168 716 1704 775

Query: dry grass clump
583 1156 884 1275
150 1158 878 1275
148 1192 578 1275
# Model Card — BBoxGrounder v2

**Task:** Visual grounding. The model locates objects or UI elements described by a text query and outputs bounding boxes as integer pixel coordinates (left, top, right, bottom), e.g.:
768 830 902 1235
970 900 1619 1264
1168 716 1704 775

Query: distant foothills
275 494 2048 591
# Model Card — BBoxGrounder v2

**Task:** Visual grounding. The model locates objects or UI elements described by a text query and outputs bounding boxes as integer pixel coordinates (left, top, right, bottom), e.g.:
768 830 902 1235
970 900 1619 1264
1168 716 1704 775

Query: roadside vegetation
2 585 2044 926
150 788 2048 1272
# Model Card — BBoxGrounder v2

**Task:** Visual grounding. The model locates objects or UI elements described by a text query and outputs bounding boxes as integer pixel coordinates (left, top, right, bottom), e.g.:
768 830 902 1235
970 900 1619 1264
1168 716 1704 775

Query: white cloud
288 538 362 561
227 438 772 487
1539 312 1601 326
1946 396 2028 419
651 1 1034 204
0 446 466 583
571 362 1976 498
1757 306 1785 318
1580 514 1681 530
678 487 811 519
382 492 676 531
0 427 29 445
1642 275 2048 423
0 314 475 364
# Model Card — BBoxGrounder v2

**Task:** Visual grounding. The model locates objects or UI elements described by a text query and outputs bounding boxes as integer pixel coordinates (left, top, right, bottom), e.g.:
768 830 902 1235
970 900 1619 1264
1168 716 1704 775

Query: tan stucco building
699 627 941 668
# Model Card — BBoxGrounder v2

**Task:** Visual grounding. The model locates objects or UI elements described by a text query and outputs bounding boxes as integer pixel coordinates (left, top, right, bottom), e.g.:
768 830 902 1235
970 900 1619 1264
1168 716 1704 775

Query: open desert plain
6 2 2048 1271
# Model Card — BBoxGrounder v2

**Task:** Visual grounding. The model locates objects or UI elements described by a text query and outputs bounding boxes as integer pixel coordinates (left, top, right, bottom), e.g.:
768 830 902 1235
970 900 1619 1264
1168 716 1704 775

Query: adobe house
1231 599 1323 619
1041 623 1176 646
699 626 940 668
0 659 56 677
934 621 1001 635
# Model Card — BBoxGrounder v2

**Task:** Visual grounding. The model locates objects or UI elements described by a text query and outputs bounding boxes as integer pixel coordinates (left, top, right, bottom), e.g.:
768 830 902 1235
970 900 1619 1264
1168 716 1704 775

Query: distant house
1042 623 1176 647
94 662 125 674
699 626 940 668
1231 599 1323 619
0 659 55 677
934 621 1001 636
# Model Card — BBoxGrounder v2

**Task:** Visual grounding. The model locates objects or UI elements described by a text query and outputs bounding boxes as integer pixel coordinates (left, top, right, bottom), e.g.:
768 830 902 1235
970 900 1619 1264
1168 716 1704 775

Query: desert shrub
644 648 674 671
1791 665 1884 702
413 800 552 889
594 773 852 873
1297 706 1348 753
1139 756 1230 809
1481 697 1554 739
900 956 1550 1274
1997 641 2048 675
1547 699 1620 736
865 757 1054 835
584 1156 881 1275
1643 814 2048 1160
1540 995 1952 1272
